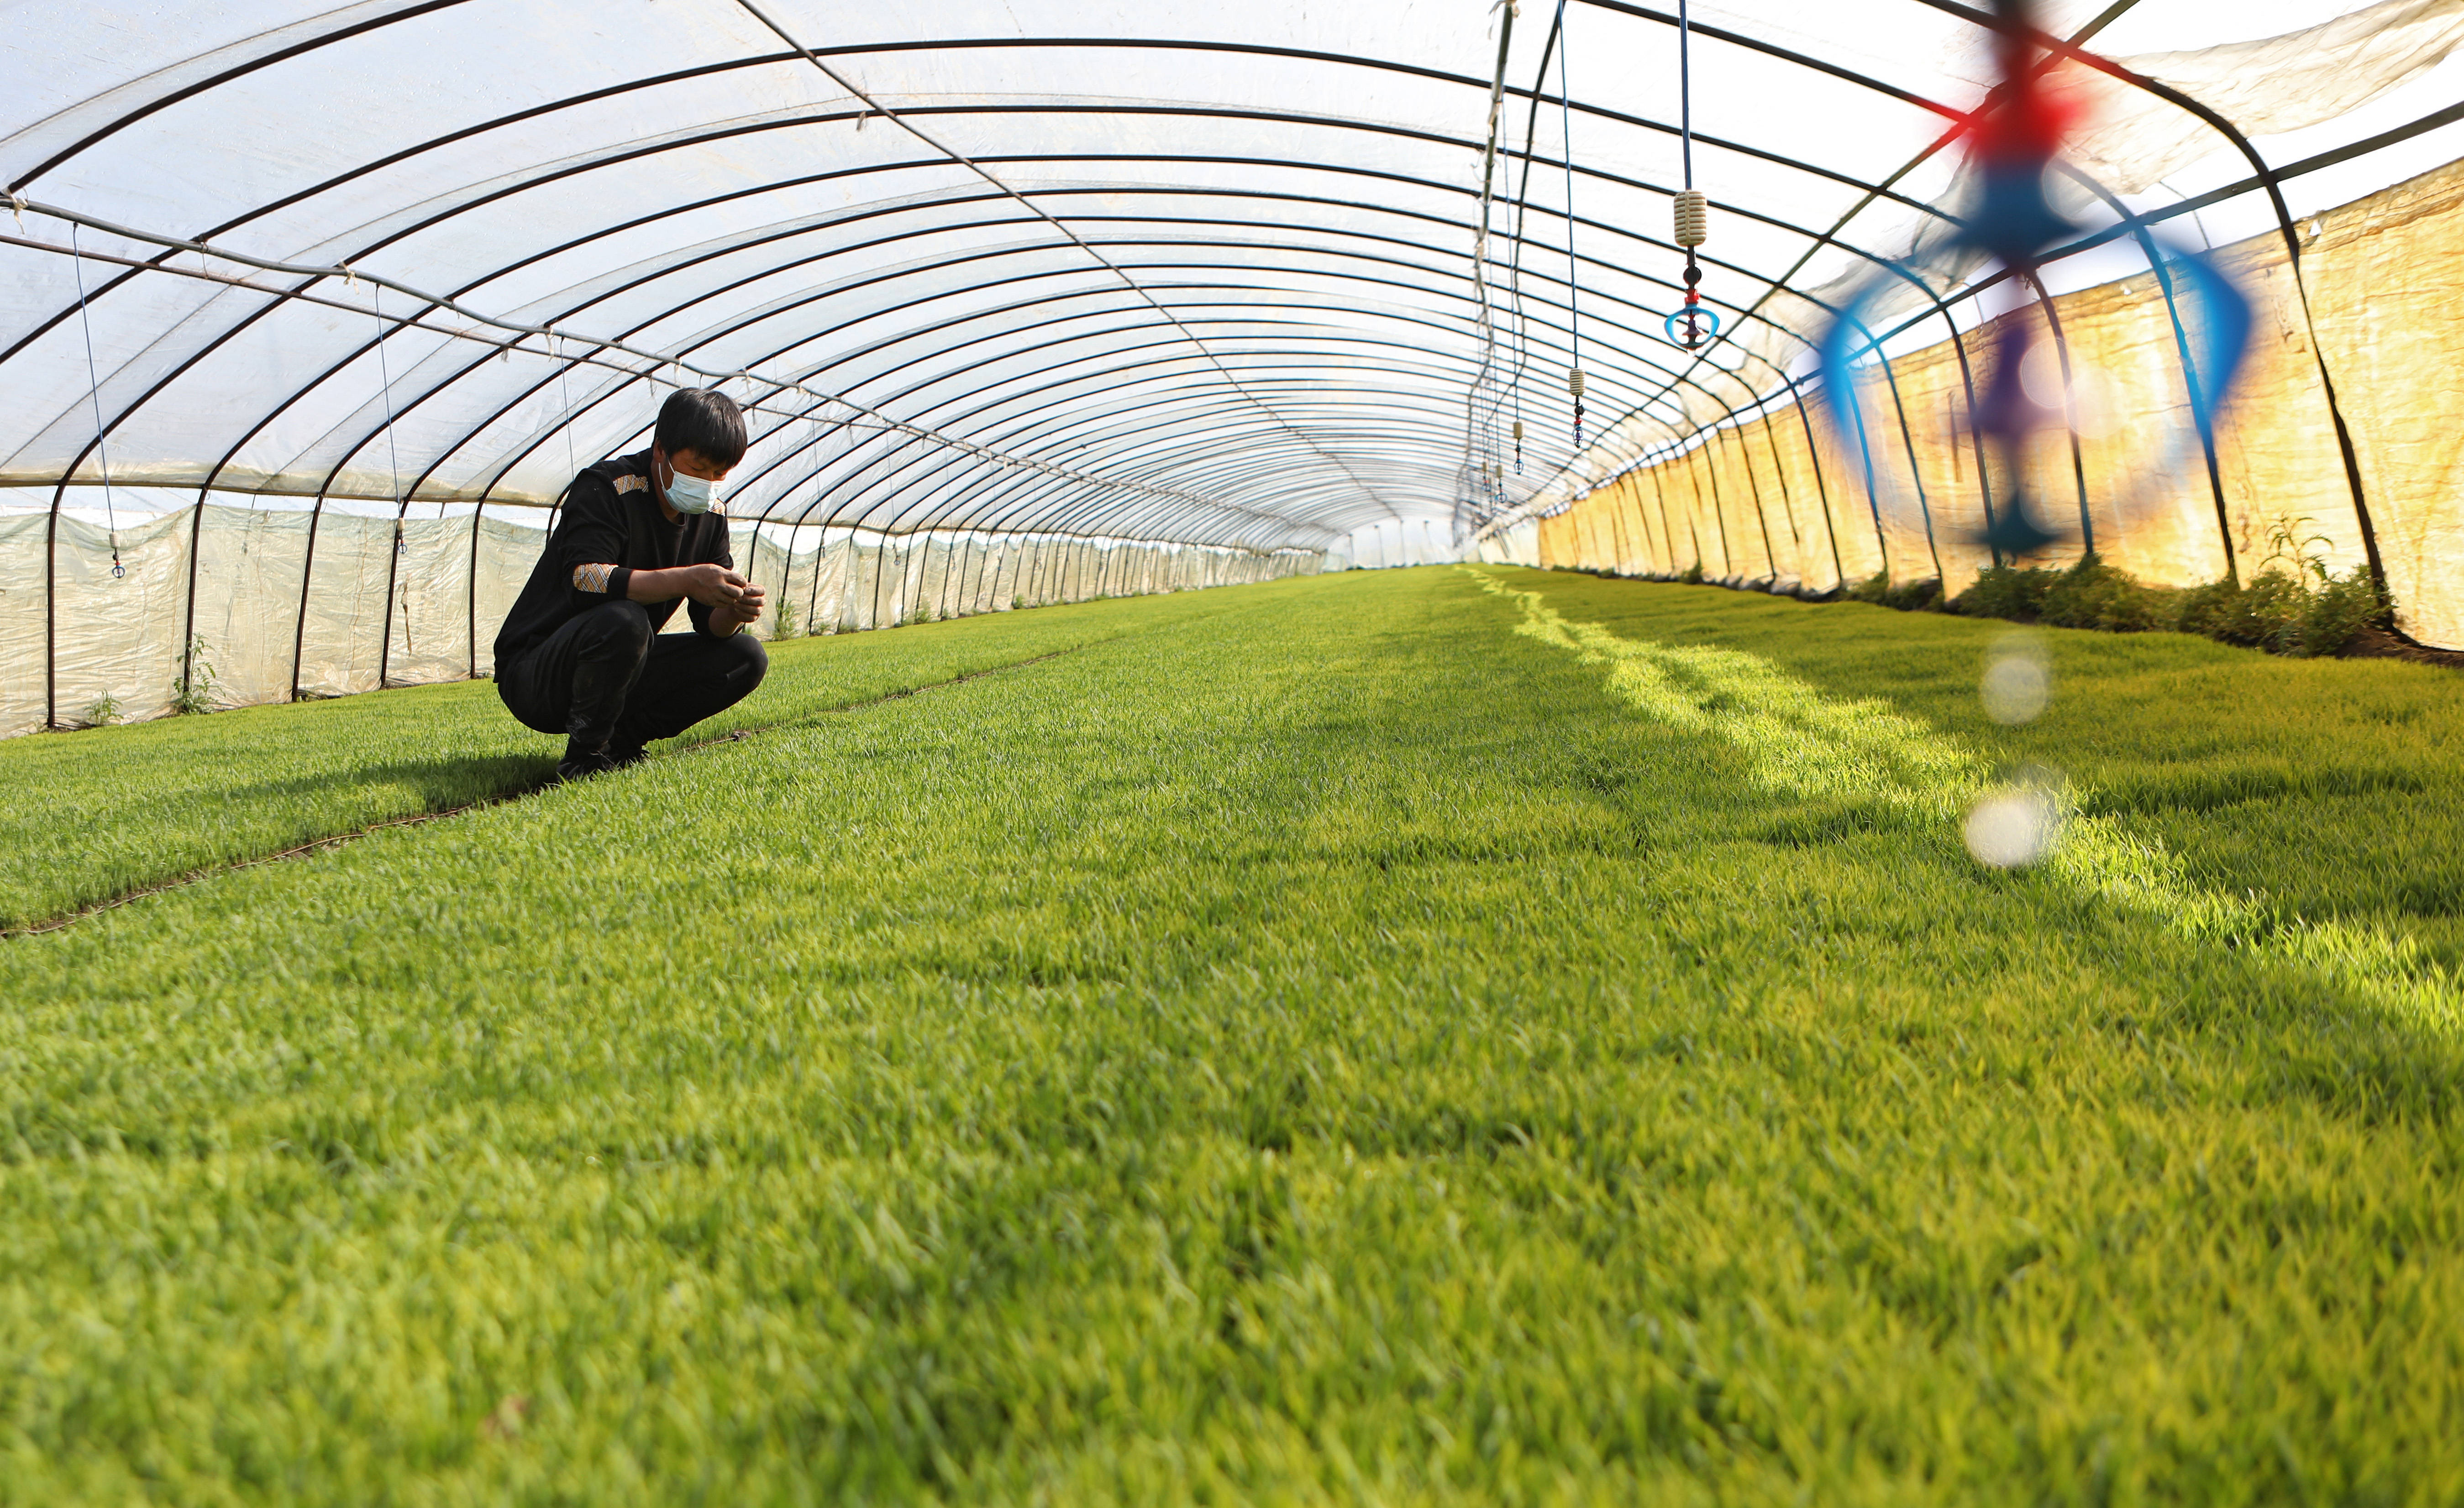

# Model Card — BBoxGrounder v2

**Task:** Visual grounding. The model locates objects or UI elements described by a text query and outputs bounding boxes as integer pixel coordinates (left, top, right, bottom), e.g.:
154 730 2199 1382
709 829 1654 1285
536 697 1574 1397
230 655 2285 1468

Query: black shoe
606 741 649 770
557 733 620 783
555 750 618 783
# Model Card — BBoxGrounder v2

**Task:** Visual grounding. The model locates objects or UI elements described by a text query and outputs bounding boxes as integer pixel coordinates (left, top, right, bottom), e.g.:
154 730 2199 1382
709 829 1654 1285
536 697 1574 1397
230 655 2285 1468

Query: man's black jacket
494 450 735 666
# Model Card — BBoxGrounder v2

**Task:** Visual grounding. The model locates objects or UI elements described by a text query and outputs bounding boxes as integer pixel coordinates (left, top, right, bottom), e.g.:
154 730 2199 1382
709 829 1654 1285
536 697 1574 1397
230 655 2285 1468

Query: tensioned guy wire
68 222 123 578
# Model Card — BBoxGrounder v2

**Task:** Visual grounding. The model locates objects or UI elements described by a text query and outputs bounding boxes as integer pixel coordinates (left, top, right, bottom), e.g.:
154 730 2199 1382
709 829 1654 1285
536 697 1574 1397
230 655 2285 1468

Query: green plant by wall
1849 570 1945 612
173 635 218 716
1943 550 2388 658
79 693 121 729
770 594 799 641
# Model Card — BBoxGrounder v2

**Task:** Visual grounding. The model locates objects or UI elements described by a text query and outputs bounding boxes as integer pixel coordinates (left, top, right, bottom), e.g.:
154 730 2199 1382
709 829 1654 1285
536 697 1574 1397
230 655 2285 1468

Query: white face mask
661 460 719 515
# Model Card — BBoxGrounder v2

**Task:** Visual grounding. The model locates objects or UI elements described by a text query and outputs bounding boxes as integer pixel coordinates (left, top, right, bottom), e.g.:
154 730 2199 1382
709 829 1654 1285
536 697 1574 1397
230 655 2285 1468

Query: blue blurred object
1816 0 2250 559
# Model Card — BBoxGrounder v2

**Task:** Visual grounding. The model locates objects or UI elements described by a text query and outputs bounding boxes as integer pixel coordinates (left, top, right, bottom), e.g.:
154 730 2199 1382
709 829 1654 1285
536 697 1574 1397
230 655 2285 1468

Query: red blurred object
1962 0 2083 170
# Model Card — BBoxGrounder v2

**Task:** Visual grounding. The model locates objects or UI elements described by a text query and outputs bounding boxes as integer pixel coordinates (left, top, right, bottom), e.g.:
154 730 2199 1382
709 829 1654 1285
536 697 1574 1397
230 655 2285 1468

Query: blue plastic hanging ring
1664 305 1723 348
110 557 125 579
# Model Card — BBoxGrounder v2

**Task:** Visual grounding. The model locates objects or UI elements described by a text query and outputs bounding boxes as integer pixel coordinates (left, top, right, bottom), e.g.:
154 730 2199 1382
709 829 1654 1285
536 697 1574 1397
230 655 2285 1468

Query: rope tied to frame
68 221 124 579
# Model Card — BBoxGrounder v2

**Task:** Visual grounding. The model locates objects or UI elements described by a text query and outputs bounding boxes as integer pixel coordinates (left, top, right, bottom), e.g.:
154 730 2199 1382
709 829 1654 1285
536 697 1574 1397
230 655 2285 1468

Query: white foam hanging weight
1674 189 1708 248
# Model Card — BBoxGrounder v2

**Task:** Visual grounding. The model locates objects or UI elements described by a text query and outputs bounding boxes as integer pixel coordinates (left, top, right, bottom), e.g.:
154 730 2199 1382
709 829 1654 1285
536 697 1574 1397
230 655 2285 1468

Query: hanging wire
1668 0 1718 351
68 222 124 579
1555 0 1583 448
1500 6 1562 485
1680 0 1694 191
368 283 407 556
542 332 583 545
557 334 580 479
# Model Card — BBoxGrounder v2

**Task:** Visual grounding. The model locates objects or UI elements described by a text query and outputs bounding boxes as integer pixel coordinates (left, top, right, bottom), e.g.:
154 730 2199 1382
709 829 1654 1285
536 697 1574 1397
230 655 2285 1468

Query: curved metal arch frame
76 148 1830 551
729 302 1754 542
735 268 1710 493
8 2 2416 723
918 409 1529 552
729 315 1577 532
801 363 1525 544
736 299 1621 531
18 38 2000 519
16 3 2282 503
449 187 1779 521
824 378 1535 541
9 103 1909 528
24 73 1981 640
1546 0 2385 574
396 230 1766 553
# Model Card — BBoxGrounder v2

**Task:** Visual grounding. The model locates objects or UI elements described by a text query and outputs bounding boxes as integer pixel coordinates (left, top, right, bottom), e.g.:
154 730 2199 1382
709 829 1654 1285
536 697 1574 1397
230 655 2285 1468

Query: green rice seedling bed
3 566 2459 1504
0 588 1230 932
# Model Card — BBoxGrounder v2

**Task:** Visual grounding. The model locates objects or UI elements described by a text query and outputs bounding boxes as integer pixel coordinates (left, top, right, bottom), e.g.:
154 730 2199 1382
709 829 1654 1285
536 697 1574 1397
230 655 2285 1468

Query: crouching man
494 387 769 781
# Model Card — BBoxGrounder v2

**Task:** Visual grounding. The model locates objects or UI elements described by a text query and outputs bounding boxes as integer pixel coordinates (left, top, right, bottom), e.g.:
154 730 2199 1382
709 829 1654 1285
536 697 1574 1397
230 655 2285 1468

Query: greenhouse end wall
1536 155 2464 649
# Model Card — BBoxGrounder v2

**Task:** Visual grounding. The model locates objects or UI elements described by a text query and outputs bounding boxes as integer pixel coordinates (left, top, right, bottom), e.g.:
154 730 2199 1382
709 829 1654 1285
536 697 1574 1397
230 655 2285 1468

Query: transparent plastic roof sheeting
4 1 2464 733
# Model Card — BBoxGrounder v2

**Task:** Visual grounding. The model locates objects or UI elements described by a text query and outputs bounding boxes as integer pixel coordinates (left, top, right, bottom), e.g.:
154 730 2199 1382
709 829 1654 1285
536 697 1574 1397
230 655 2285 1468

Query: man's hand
677 562 755 609
622 562 764 632
705 578 767 636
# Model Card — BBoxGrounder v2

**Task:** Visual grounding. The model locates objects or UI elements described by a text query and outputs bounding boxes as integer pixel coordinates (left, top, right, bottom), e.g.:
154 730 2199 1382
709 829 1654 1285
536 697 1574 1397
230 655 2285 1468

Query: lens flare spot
1981 634 2051 725
1965 785 2061 868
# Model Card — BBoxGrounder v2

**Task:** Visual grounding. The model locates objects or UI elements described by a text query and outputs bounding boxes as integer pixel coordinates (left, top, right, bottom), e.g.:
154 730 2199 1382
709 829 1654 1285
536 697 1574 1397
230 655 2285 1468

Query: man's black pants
497 601 768 754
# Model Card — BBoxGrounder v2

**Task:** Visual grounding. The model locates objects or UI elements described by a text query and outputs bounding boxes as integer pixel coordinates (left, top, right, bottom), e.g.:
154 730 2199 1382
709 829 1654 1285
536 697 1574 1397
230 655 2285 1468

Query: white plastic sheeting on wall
0 497 1318 738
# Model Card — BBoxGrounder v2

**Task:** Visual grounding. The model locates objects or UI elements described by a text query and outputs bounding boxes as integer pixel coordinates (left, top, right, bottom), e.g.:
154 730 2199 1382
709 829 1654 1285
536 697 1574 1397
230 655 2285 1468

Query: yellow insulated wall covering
1540 156 2464 649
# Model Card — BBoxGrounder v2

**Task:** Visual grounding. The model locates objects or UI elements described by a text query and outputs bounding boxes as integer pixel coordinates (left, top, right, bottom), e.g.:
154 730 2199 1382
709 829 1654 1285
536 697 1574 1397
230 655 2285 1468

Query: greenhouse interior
6 0 2464 1499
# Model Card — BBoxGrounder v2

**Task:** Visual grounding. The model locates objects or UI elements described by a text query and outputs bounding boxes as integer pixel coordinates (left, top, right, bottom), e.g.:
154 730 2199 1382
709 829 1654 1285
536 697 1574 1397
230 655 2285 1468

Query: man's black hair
654 387 748 469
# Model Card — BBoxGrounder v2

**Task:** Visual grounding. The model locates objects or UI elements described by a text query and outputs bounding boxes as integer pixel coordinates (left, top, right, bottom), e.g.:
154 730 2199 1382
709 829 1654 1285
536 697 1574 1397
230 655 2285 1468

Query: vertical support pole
1940 305 2001 569
1782 374 1847 592
1872 346 1947 584
289 488 327 702
1751 407 1804 589
467 501 485 678
1692 443 1734 577
2020 270 2096 557
1720 426 1778 582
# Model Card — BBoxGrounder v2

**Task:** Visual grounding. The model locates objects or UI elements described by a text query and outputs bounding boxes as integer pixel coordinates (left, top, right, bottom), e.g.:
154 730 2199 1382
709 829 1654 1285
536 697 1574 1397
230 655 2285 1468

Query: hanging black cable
68 223 124 580
1555 0 1584 448
1669 0 1718 352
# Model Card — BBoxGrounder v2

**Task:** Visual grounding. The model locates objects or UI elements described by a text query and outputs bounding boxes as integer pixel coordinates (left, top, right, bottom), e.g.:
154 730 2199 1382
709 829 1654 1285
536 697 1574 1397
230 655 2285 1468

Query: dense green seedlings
1 567 2459 1504
0 587 1240 932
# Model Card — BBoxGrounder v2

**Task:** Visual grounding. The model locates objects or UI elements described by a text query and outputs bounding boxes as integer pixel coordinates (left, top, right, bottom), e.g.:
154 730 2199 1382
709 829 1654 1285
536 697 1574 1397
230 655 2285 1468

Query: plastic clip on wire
1816 0 2250 557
